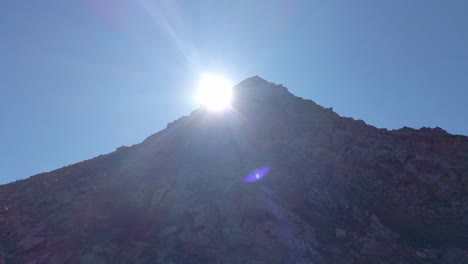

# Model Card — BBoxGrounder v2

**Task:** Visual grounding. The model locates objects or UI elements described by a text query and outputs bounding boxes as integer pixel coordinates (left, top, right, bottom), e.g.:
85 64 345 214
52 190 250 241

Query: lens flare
243 167 270 183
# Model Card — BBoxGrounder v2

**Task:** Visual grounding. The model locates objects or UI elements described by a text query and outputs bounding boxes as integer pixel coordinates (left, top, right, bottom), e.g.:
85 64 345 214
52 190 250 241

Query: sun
196 73 233 111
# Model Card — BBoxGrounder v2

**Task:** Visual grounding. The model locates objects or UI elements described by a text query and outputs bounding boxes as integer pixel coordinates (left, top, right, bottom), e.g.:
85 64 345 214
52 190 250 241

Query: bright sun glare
196 73 233 111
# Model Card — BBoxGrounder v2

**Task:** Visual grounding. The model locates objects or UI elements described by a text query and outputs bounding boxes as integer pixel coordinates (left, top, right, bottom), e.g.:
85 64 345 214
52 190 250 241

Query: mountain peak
232 76 296 111
0 78 467 263
236 75 270 87
234 75 284 89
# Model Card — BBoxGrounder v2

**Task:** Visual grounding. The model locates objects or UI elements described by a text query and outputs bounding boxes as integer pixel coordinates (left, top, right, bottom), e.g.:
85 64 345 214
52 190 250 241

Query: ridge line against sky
1 0 467 184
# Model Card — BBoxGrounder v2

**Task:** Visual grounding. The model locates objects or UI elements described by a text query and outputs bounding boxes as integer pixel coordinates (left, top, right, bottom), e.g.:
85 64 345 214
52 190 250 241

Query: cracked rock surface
1 76 467 263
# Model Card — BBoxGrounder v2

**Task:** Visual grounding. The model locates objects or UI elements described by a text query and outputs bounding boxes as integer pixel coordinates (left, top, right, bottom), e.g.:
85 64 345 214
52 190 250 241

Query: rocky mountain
0 76 467 264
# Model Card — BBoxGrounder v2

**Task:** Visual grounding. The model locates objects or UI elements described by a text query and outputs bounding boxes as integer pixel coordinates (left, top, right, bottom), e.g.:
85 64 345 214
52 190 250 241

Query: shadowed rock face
0 76 467 264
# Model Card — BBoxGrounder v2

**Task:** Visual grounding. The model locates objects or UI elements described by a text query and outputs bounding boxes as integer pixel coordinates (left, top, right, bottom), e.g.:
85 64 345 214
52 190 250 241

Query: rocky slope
0 76 467 263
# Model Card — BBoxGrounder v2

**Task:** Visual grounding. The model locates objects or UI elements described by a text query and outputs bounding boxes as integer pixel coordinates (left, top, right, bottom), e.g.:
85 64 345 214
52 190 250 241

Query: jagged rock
16 236 47 252
440 247 468 264
335 228 347 238
80 253 106 264
0 76 467 263
360 239 393 257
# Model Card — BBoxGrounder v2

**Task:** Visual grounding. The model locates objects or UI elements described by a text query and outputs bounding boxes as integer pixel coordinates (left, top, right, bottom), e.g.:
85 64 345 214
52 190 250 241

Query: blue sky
1 0 467 184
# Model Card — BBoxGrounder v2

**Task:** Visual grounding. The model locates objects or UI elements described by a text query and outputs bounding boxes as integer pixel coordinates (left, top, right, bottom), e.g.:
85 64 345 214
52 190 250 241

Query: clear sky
1 0 467 184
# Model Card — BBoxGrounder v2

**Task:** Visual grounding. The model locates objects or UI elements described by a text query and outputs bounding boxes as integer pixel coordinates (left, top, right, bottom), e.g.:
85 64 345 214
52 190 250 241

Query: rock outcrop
0 76 467 263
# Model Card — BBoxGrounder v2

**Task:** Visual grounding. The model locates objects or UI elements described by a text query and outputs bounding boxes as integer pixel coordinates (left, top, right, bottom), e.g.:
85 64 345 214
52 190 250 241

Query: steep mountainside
0 76 467 263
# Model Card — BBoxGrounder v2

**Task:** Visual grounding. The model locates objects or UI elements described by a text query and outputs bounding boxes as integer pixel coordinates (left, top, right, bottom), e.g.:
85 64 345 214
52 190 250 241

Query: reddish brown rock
0 76 467 263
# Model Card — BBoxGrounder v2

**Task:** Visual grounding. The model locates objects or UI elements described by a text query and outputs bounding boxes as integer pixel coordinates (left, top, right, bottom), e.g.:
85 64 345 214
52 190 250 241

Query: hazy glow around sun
196 73 233 111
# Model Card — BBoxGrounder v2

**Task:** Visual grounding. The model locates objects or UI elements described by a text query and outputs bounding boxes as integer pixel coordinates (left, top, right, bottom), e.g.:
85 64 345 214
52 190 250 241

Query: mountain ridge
0 76 467 263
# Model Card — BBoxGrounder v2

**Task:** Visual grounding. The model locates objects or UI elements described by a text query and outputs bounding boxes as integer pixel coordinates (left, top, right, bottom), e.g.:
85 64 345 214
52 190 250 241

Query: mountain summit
1 77 467 263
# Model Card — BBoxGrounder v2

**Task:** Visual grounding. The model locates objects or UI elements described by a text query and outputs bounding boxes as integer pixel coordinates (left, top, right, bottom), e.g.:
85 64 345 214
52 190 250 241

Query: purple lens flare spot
243 166 270 183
